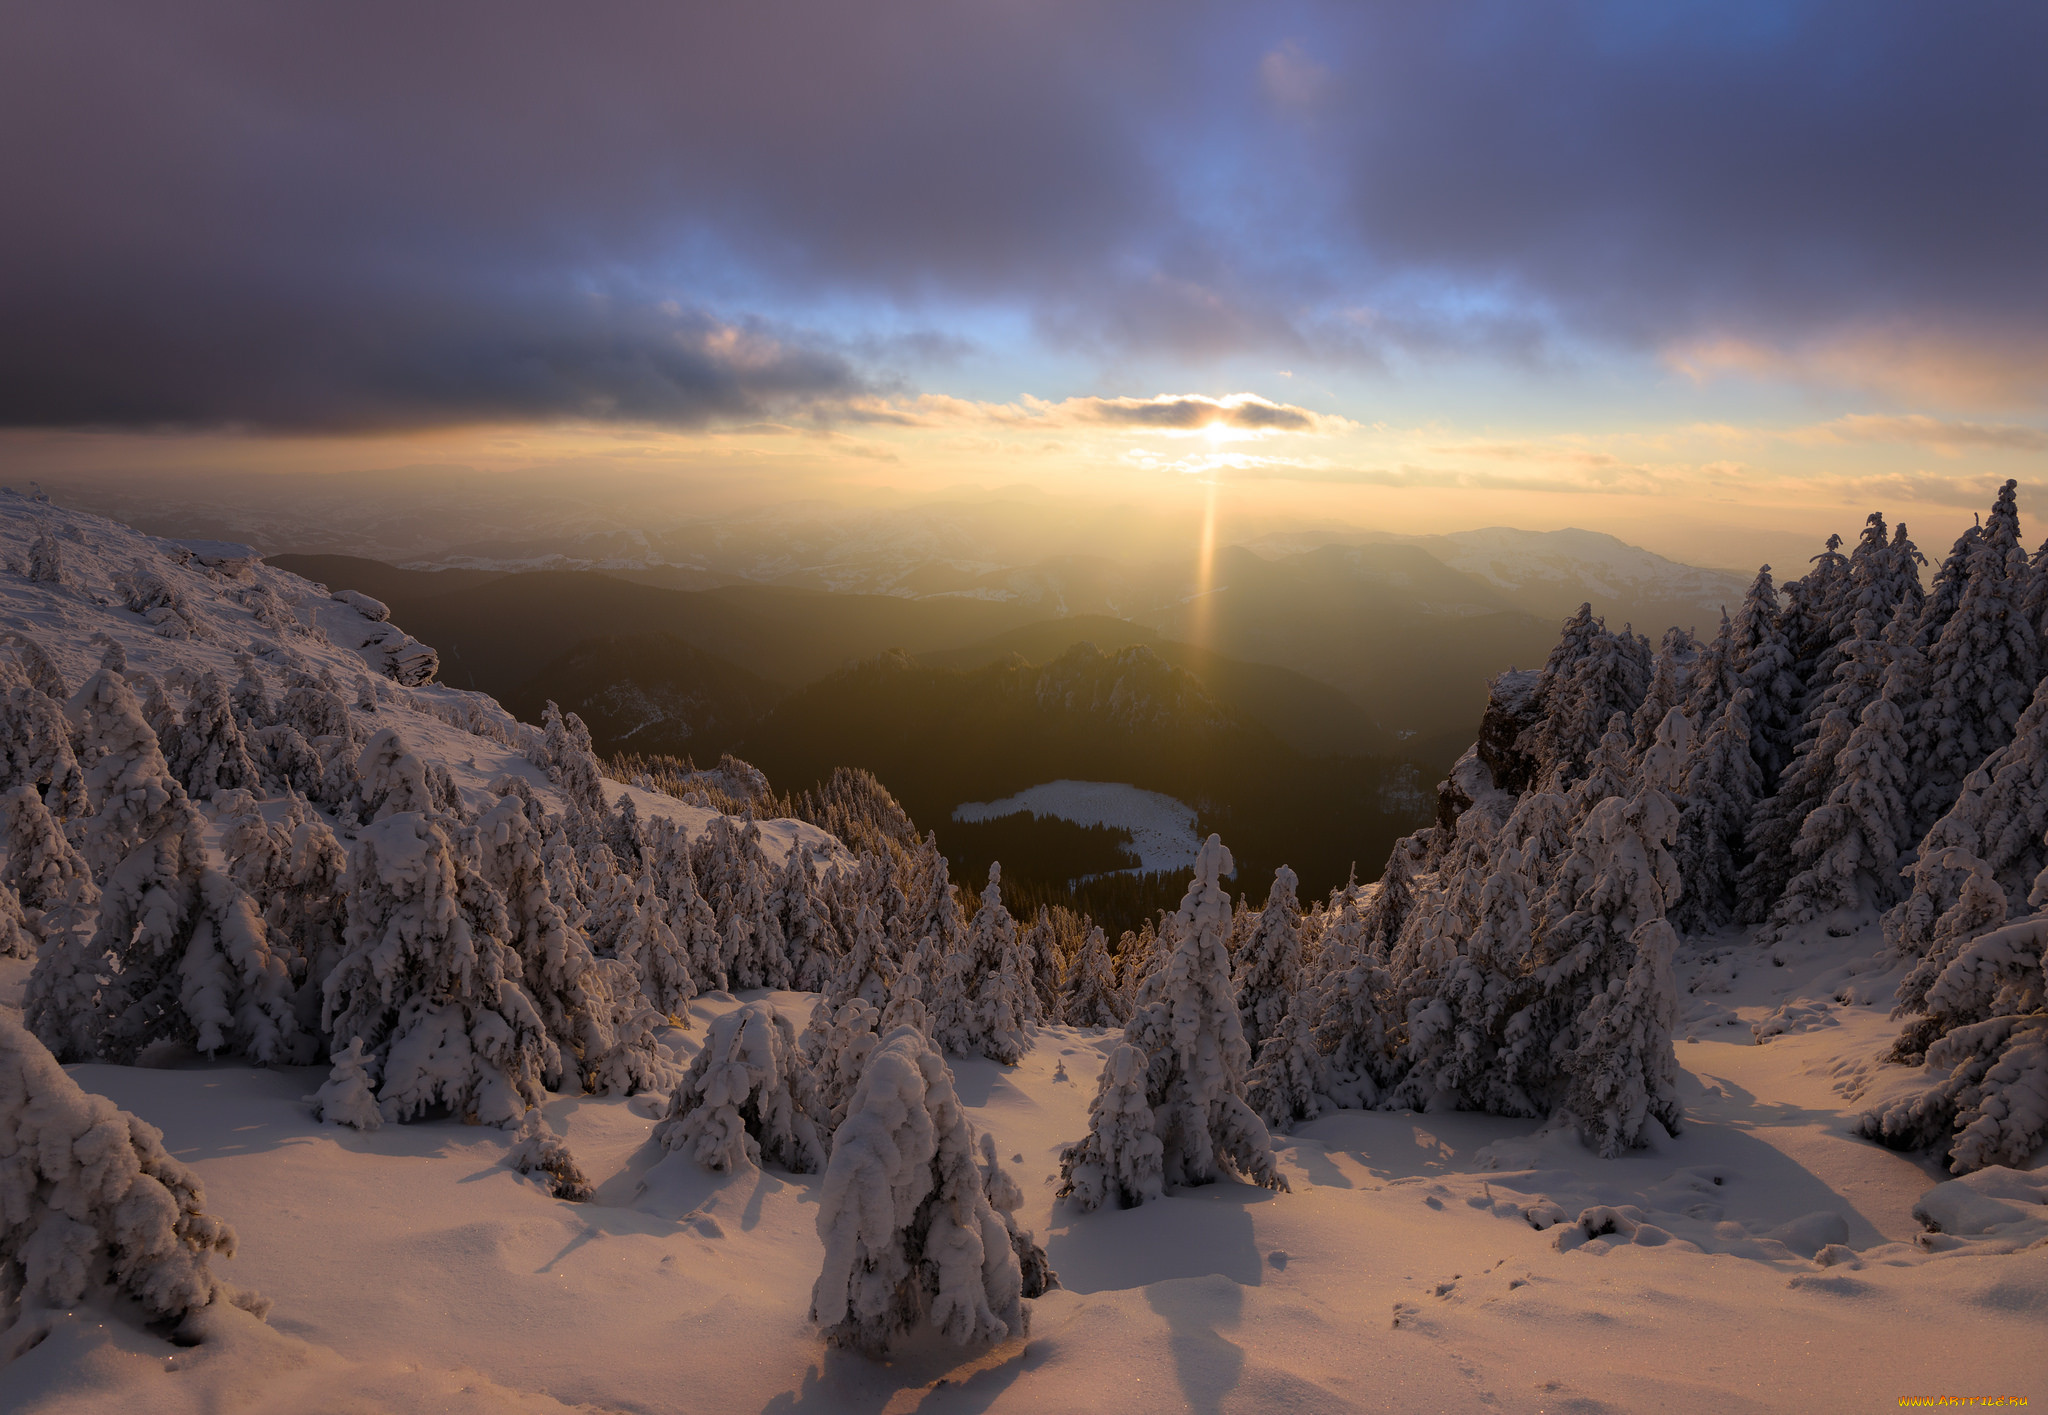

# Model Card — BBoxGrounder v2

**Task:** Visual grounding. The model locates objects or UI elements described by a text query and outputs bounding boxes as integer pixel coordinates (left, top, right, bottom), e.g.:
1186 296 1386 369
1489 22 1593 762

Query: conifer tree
1055 1044 1164 1210
1233 866 1305 1055
541 701 608 816
616 849 696 1020
472 795 666 1096
655 1000 825 1173
1061 924 1126 1028
1057 837 1287 1206
1684 608 1741 730
163 671 259 800
936 864 1032 1064
777 843 839 991
322 811 562 1126
1730 565 1803 788
0 1014 269 1324
1629 627 1696 754
811 1025 1027 1356
1910 481 2039 837
1669 693 1759 932
1740 608 1892 918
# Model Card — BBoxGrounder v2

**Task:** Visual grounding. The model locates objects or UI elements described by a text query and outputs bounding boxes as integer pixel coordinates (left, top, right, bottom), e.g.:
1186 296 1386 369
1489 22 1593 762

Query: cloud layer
3 2 2043 429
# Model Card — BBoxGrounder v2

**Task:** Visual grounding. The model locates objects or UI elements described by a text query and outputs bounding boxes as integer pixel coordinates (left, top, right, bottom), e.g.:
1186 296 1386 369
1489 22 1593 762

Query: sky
3 1 2044 570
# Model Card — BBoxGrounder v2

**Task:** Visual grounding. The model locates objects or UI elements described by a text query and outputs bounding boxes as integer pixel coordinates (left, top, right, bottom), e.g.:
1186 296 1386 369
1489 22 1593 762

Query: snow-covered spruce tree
540 700 608 817
472 795 666 1095
935 864 1033 1064
1018 909 1058 1024
1056 1044 1164 1209
1888 676 2048 958
977 1133 1055 1299
777 843 839 992
355 726 437 822
1354 841 1416 958
1566 711 1637 812
803 994 884 1132
0 782 95 954
1495 789 1685 1157
1523 608 1651 786
163 671 259 800
810 1025 1027 1357
4 632 72 704
1683 609 1741 731
1061 923 1127 1028
1860 849 2047 1173
25 529 62 582
306 1036 382 1130
662 839 727 995
1057 836 1287 1207
1628 627 1697 757
0 1014 268 1327
1760 660 1920 942
827 853 900 1008
1730 565 1804 790
1888 852 2013 1062
321 811 562 1126
1668 694 1760 932
26 669 299 1065
615 850 696 1021
1739 608 1893 919
0 658 83 818
654 1000 825 1173
1115 918 1162 1008
1246 990 1324 1132
228 652 274 728
1233 866 1304 1055
1910 484 2041 839
1308 876 1394 1107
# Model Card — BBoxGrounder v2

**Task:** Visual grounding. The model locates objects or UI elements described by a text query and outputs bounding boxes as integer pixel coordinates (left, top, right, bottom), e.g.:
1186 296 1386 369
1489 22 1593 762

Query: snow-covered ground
954 781 1201 875
4 917 2043 1415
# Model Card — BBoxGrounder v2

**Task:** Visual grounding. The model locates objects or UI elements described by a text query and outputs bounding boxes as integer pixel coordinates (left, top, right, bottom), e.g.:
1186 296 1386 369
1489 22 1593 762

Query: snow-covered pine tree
0 1013 269 1326
1245 992 1323 1132
1667 693 1759 932
356 726 437 821
662 837 726 995
827 853 897 1008
26 668 299 1065
654 1000 825 1173
4 631 71 703
810 1024 1027 1356
1888 675 2048 958
541 701 608 817
1055 1044 1163 1210
1355 841 1416 958
322 811 562 1126
1567 712 1637 812
472 795 666 1096
1057 836 1287 1206
1629 627 1697 755
1761 646 1921 941
615 849 696 1021
935 864 1032 1064
1728 565 1803 790
1861 845 2048 1173
977 1133 1056 1298
0 782 95 956
695 815 790 991
1017 909 1058 1024
0 658 83 819
1506 788 1686 1156
163 671 259 800
1910 481 2040 838
306 1036 382 1130
1115 918 1161 1009
1683 608 1741 730
777 843 839 992
1739 608 1892 920
803 994 884 1132
1308 875 1394 1107
1233 865 1304 1055
229 652 274 728
1061 923 1126 1028
1524 609 1652 785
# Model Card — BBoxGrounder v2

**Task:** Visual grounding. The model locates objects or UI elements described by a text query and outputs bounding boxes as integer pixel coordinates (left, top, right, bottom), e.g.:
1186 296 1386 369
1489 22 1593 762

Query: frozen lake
952 779 1202 874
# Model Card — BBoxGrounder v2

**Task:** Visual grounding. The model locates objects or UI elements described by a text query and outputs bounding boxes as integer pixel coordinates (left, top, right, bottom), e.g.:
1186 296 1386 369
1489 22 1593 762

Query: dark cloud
1 2 2041 429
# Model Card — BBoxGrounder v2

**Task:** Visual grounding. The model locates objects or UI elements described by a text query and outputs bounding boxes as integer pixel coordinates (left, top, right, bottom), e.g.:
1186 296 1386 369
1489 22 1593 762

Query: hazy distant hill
740 642 1424 898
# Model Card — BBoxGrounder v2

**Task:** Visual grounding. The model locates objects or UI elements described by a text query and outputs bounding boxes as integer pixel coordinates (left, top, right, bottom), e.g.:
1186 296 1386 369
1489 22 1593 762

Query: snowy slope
2 932 2042 1415
0 491 837 867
